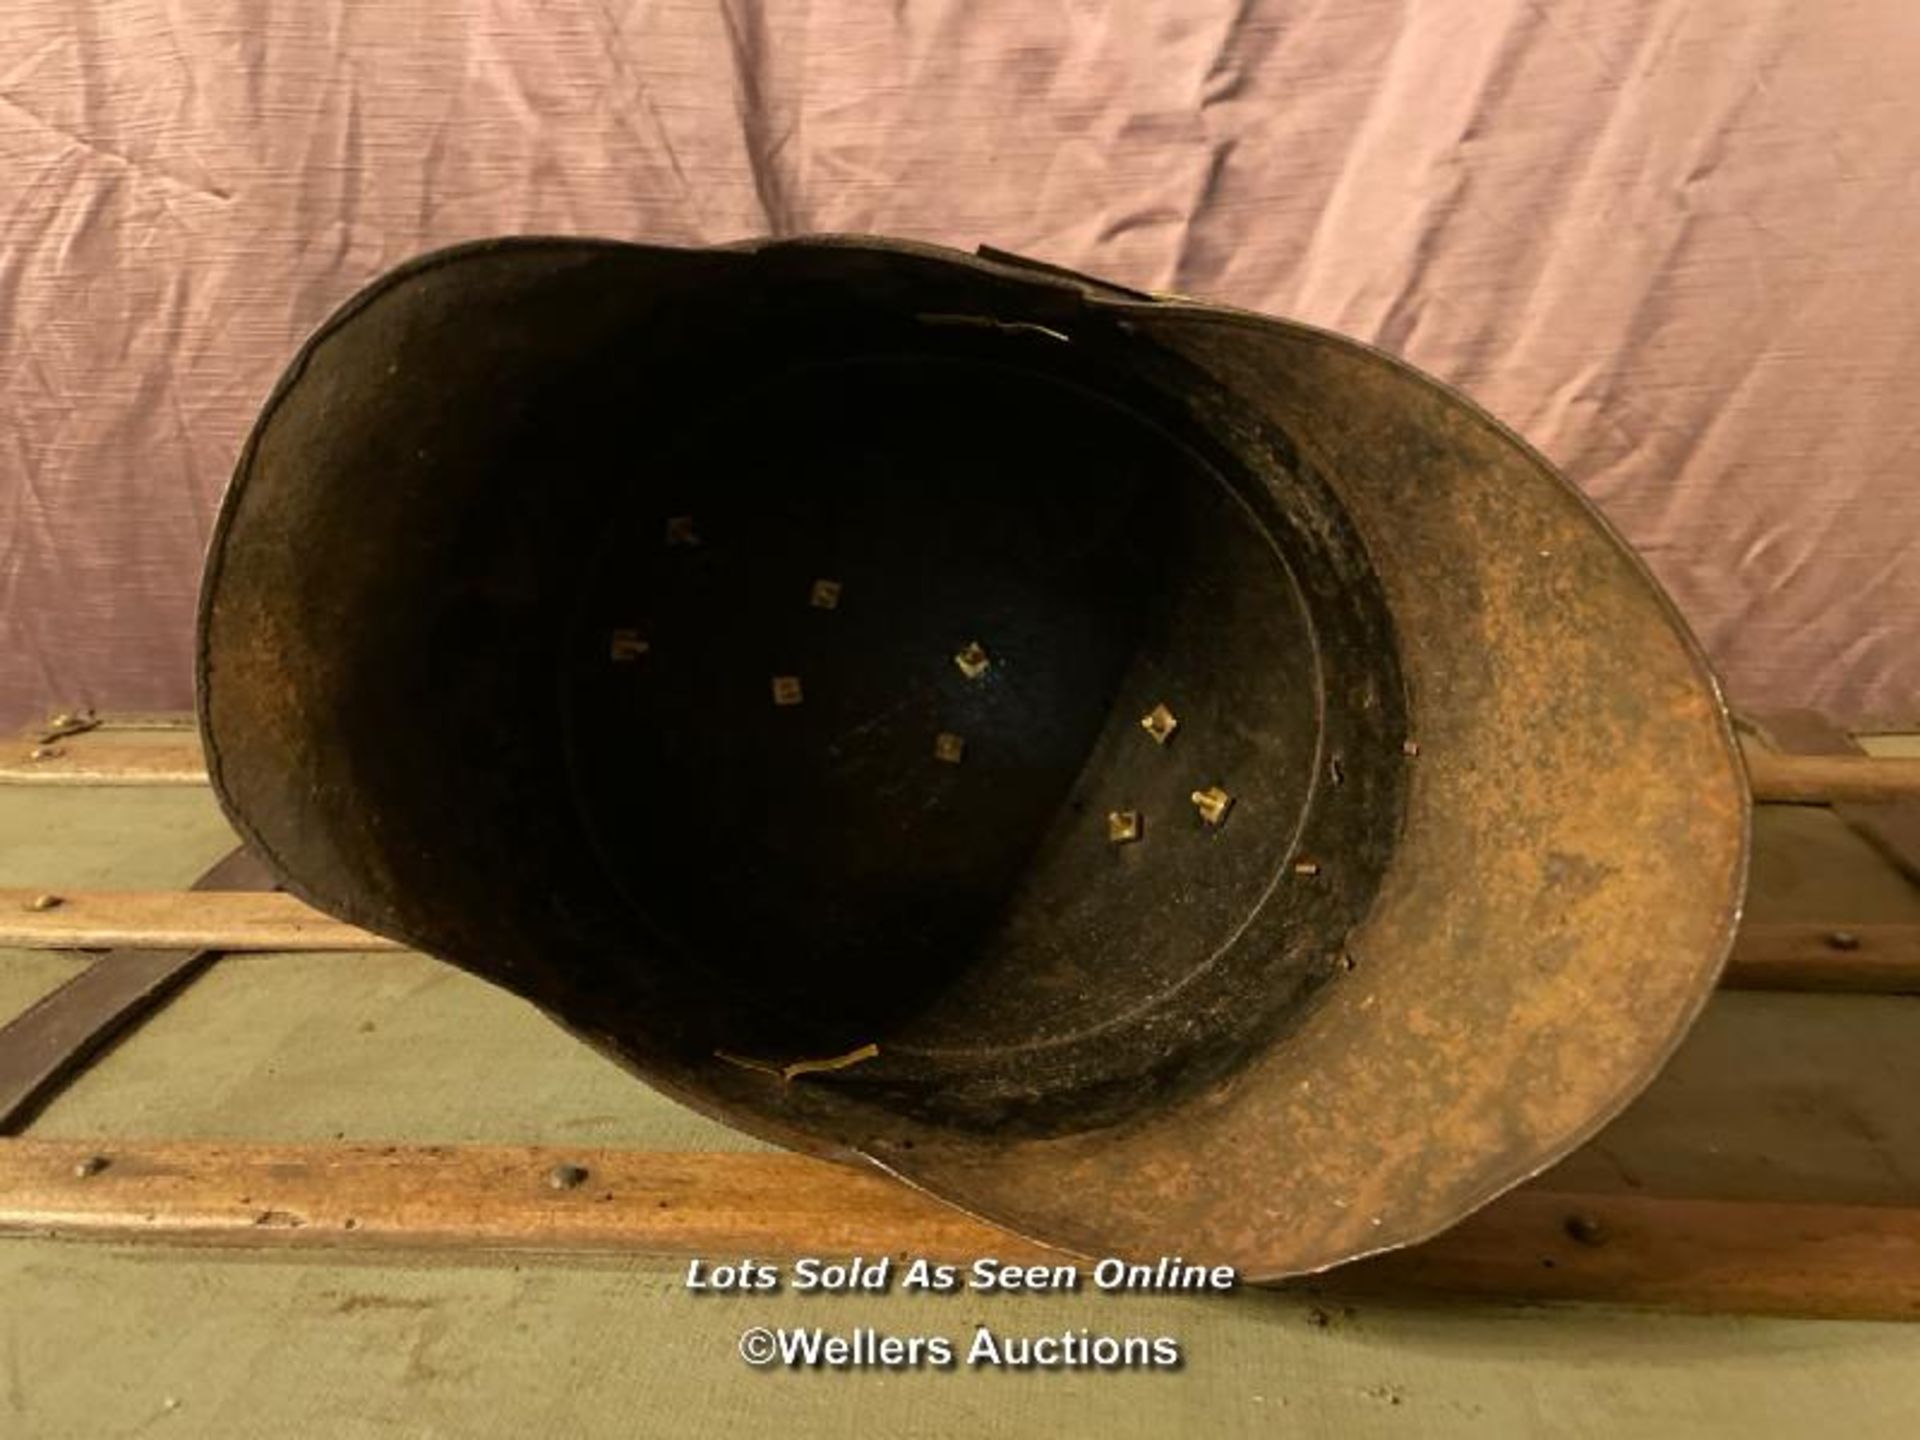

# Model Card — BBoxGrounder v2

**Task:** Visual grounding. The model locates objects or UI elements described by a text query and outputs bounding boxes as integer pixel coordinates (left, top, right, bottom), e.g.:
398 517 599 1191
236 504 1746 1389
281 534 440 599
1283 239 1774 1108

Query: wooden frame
0 889 400 952
0 1138 1915 1320
1 898 1913 990
10 722 1920 801
5 713 1919 1321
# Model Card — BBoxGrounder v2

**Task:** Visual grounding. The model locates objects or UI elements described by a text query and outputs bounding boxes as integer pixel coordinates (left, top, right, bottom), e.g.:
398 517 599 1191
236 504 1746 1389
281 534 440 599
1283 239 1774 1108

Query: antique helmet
197 236 1747 1279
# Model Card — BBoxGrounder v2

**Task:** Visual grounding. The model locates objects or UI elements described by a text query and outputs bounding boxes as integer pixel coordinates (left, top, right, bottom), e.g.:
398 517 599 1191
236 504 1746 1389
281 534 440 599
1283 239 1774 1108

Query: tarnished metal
952 641 991 680
1190 785 1234 827
608 629 649 662
196 235 1748 1281
1140 703 1179 745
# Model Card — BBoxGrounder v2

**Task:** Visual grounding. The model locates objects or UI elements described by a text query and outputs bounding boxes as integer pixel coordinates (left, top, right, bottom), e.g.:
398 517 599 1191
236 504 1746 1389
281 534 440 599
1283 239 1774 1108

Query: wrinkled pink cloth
3 1 1916 726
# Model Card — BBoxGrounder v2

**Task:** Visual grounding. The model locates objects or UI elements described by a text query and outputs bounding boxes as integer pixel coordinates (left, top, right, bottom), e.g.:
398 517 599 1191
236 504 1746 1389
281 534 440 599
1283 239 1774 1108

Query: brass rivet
1293 859 1321 877
28 894 63 912
73 1154 109 1179
29 746 62 762
1826 931 1861 952
810 578 842 610
609 628 650 662
933 732 966 764
1107 810 1142 844
664 515 700 547
1402 739 1421 757
1140 703 1179 745
953 641 991 680
771 676 804 707
1191 786 1233 827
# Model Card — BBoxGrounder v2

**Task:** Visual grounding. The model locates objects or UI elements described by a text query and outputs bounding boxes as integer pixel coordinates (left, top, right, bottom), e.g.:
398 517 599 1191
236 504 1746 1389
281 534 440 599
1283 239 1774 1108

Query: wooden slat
0 848 272 1133
0 890 399 952
9 725 1920 805
1748 710 1920 885
1340 1188 1920 1320
59 712 198 732
6 892 1918 991
0 1138 1916 1319
1724 923 1920 993
1743 749 1920 805
1 733 207 785
0 1140 1049 1263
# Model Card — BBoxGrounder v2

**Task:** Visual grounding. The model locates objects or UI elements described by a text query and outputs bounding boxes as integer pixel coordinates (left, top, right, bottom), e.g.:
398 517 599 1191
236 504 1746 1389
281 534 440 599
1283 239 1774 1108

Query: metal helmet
197 236 1747 1278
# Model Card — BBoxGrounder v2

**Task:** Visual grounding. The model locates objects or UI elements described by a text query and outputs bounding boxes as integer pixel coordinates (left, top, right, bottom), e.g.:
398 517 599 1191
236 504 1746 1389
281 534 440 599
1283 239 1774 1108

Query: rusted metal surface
195 236 1747 1280
0 847 270 1133
890 290 1749 1278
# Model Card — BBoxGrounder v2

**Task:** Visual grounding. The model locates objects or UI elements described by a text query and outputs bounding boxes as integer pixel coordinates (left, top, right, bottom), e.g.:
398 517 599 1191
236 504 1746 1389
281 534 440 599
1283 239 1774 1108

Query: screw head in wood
809 578 842 610
1564 1213 1608 1247
27 894 63 912
1107 810 1142 844
933 732 966 764
73 1155 109 1179
771 676 804 707
546 1163 590 1191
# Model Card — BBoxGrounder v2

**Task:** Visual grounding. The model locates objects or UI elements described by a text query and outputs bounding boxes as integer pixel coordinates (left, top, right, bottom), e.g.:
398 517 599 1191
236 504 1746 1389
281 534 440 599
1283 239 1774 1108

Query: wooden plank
1 733 207 786
1749 710 1920 885
1860 733 1920 759
1743 749 1920 805
1724 923 1920 993
0 889 399 952
60 712 197 732
1337 1188 1920 1321
8 723 1920 805
0 1140 1053 1263
0 1138 1916 1319
5 891 1918 991
0 849 271 1133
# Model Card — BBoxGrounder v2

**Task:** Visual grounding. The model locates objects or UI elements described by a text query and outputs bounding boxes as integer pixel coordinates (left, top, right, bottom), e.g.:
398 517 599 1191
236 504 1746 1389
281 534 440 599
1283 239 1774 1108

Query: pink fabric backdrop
3 0 1916 727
